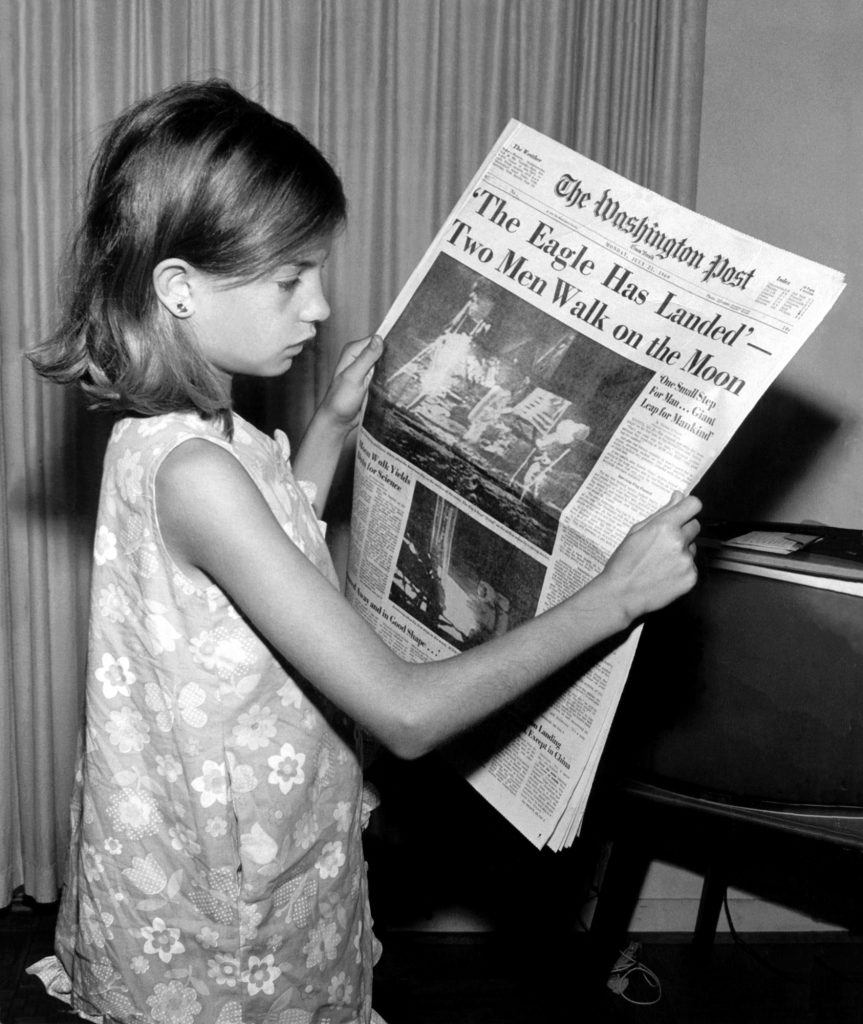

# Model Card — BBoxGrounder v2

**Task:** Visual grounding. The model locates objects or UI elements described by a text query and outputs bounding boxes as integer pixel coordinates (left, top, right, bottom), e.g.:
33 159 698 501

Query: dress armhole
150 434 238 602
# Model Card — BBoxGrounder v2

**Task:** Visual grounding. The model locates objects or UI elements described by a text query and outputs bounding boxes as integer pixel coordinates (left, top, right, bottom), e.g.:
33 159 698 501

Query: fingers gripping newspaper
346 120 845 850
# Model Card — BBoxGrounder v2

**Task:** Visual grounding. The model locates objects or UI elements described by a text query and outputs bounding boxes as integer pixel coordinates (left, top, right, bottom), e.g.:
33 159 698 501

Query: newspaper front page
346 120 845 850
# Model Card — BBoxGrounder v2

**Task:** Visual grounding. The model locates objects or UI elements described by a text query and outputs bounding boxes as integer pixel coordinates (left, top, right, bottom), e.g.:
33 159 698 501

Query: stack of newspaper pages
346 120 845 850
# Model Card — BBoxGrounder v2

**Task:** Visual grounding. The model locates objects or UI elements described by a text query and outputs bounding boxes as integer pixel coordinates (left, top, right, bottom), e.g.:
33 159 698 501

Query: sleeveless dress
29 411 382 1024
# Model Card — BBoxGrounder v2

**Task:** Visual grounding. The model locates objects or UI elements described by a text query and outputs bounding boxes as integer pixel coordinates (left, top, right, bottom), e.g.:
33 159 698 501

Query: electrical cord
606 940 662 1005
721 891 806 983
723 892 863 985
602 892 863 1008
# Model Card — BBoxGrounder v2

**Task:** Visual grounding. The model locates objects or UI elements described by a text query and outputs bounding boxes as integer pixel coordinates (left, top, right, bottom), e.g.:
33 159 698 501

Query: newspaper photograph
346 120 846 849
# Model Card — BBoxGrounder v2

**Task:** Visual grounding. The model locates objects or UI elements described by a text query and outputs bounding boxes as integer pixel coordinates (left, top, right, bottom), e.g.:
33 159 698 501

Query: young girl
28 80 700 1024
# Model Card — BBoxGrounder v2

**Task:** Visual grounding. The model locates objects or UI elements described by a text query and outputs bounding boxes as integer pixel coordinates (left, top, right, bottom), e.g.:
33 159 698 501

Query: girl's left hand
320 334 384 432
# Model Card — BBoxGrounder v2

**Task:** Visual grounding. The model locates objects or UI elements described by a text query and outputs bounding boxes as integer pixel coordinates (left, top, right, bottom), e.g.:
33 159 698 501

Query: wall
631 0 862 934
694 0 863 527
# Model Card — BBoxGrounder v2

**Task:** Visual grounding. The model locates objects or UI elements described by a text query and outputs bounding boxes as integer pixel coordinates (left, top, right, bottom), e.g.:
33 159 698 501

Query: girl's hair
29 79 347 433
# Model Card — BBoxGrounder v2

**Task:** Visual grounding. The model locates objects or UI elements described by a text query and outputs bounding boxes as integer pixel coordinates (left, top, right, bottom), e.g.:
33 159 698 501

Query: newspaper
345 120 845 849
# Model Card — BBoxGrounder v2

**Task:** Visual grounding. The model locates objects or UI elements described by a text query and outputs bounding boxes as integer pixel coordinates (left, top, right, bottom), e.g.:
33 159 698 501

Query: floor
4 900 863 1024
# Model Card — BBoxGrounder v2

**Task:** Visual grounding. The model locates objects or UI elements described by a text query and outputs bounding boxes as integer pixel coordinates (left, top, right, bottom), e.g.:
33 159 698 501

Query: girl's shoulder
108 410 287 460
103 412 237 500
106 411 297 500
109 410 227 449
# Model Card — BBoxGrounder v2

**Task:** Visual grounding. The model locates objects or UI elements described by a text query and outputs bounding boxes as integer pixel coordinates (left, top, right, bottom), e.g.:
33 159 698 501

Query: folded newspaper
346 120 845 850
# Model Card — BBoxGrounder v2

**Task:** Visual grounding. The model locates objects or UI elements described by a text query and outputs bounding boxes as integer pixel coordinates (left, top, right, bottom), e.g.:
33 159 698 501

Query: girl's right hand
319 334 384 433
600 492 701 624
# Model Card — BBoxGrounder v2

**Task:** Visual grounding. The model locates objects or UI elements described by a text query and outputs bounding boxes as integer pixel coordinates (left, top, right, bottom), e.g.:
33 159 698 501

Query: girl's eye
277 279 300 293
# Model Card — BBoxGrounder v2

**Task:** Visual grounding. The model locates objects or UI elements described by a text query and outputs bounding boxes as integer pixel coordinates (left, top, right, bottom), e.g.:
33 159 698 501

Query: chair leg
587 838 652 984
693 860 727 950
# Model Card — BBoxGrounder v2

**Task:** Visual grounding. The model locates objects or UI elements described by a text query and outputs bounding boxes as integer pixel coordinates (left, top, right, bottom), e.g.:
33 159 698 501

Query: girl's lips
286 335 314 355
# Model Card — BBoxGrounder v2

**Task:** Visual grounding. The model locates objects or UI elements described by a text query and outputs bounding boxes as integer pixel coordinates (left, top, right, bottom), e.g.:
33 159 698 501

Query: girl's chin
265 356 296 375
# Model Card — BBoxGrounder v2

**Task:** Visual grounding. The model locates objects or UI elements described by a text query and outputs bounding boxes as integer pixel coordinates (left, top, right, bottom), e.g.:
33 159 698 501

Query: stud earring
176 302 188 314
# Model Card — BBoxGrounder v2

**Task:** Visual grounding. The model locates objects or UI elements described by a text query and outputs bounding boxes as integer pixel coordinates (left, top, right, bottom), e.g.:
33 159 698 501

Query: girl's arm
291 335 383 515
157 441 700 760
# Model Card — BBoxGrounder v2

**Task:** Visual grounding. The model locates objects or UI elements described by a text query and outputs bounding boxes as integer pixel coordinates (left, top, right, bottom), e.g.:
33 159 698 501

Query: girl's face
189 244 331 384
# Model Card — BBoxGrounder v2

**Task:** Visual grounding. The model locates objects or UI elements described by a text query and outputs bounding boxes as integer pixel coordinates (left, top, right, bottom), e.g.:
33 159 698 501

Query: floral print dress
29 412 382 1024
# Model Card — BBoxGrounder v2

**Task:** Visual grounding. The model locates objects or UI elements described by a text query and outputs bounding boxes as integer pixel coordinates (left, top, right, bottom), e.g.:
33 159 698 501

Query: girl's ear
153 258 195 319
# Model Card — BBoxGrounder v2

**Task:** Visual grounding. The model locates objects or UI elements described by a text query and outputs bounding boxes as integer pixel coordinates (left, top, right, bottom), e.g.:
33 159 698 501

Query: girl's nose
304 274 330 323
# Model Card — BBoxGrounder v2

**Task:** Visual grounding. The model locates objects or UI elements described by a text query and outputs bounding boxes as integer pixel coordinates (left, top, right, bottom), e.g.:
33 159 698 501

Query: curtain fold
0 0 707 904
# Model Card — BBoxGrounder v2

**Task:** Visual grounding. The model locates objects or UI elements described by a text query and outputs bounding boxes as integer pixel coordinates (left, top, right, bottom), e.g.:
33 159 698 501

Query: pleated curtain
0 0 707 905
